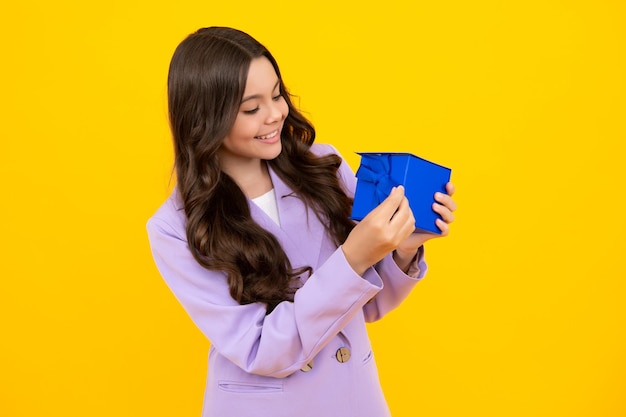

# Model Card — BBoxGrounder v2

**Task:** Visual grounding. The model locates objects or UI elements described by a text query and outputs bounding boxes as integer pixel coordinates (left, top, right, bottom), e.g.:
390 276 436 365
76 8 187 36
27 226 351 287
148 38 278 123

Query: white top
251 188 281 226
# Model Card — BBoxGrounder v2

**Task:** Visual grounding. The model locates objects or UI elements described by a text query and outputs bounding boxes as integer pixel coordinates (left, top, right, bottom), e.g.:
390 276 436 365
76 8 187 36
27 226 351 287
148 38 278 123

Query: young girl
147 26 457 417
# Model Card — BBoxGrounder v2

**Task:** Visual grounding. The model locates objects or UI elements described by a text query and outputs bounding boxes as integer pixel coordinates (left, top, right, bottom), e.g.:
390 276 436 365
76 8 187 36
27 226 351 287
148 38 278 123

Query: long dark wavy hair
167 27 355 312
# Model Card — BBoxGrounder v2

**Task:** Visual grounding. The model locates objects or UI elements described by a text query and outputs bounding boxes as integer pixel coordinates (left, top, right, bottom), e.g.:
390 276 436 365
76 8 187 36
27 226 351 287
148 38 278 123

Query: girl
147 26 457 417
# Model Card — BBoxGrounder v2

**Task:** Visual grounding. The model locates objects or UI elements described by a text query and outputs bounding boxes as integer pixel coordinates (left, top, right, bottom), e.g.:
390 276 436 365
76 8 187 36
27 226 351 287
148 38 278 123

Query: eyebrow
240 79 281 104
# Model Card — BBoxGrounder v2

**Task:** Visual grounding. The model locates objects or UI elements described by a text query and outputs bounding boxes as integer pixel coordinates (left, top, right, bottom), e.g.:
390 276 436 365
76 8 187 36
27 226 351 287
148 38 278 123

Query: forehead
244 57 279 93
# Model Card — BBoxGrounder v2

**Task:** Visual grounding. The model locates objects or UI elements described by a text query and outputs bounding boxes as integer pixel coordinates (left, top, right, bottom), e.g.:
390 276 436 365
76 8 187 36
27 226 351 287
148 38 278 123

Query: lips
255 130 279 140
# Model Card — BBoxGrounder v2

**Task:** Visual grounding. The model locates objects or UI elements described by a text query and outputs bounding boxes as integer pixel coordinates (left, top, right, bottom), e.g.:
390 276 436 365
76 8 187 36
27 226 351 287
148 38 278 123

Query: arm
330 146 427 321
147 208 383 378
362 247 427 322
363 181 456 321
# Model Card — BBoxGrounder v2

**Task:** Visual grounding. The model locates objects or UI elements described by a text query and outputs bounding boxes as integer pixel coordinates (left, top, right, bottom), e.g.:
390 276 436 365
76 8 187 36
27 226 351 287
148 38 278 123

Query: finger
435 192 457 212
391 196 415 228
399 198 417 235
435 218 450 236
433 203 455 223
371 186 405 220
446 182 456 196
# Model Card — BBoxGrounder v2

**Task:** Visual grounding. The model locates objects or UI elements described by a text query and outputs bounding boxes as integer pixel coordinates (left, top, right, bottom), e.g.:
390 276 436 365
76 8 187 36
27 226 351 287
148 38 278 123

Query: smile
255 130 279 140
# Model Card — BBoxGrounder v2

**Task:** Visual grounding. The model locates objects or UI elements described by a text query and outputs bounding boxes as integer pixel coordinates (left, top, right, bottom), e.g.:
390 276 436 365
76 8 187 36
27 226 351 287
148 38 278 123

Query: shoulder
310 142 340 157
146 188 187 240
309 143 357 194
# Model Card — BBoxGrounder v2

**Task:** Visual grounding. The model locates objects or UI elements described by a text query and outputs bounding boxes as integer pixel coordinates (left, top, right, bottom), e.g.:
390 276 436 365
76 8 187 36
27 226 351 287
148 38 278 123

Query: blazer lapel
248 164 326 272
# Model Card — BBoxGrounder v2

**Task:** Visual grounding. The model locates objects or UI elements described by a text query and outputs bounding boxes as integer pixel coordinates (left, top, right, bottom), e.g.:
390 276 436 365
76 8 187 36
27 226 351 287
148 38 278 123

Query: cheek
229 118 256 140
280 100 290 119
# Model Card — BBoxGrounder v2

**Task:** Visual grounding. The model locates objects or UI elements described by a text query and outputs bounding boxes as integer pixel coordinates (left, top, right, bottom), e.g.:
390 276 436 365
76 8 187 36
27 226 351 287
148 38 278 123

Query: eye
242 107 259 115
272 94 283 102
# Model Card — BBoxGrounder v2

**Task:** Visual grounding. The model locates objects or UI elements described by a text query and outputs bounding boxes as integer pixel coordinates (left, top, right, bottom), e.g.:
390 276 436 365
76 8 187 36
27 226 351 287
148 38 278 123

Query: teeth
256 130 277 140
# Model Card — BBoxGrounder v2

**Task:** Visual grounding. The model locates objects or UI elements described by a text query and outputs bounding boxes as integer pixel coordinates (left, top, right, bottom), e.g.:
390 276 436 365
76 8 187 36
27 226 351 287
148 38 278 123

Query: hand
342 186 416 275
393 182 457 271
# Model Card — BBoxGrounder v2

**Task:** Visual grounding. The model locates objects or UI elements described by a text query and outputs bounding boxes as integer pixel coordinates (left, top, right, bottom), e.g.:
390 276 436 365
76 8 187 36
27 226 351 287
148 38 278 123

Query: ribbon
355 154 397 203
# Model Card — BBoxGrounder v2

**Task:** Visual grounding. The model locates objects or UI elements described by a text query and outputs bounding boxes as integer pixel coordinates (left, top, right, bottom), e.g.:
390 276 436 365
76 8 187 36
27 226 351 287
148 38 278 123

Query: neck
222 159 273 199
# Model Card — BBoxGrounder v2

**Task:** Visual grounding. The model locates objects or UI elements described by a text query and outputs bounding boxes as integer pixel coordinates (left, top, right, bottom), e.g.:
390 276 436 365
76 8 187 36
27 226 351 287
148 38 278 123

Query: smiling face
218 56 289 175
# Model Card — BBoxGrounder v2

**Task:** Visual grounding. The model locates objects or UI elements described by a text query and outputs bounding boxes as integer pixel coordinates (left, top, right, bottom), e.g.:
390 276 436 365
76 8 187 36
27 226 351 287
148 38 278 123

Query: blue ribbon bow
356 154 397 203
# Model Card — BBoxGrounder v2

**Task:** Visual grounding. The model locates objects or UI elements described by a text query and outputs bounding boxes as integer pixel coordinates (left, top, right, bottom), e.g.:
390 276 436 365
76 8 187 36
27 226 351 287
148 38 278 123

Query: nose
266 99 286 124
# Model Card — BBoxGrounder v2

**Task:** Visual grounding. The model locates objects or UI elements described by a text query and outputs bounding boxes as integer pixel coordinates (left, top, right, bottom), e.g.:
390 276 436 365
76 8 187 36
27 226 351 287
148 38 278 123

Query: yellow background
1 1 625 416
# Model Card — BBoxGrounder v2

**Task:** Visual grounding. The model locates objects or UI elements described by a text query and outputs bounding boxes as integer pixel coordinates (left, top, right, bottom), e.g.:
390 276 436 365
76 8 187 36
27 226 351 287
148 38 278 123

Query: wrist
393 248 419 273
340 245 369 276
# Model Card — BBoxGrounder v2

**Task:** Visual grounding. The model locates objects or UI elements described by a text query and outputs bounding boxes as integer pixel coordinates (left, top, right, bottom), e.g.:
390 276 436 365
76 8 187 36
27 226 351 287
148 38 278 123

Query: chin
263 142 283 160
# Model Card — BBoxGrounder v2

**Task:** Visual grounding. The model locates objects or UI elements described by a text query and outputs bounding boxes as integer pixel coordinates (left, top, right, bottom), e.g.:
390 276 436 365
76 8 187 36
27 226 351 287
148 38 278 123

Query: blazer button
300 360 314 372
335 347 351 363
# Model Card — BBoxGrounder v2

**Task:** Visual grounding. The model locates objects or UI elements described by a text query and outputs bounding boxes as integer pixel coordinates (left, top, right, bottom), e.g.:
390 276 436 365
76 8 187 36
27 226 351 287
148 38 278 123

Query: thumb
371 186 404 219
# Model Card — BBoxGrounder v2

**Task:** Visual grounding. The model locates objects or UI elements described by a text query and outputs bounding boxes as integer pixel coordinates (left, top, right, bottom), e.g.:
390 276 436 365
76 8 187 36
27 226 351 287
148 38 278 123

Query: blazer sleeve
147 204 384 379
328 144 429 323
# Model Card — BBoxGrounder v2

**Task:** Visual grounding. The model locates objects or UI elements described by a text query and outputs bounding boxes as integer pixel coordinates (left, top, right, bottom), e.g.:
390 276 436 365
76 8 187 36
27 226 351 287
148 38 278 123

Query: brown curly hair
167 27 354 312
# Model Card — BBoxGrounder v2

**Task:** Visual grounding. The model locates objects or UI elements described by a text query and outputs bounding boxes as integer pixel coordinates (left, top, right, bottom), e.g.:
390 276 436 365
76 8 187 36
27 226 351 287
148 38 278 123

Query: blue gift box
350 152 452 234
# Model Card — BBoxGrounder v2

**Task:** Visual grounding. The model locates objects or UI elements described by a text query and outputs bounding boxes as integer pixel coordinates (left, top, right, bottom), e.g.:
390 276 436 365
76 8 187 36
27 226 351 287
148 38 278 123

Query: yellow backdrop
1 1 624 416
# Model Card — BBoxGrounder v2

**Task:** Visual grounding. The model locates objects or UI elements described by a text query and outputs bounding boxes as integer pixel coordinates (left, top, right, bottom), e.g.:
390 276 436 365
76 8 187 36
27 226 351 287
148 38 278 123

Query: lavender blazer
147 144 427 417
